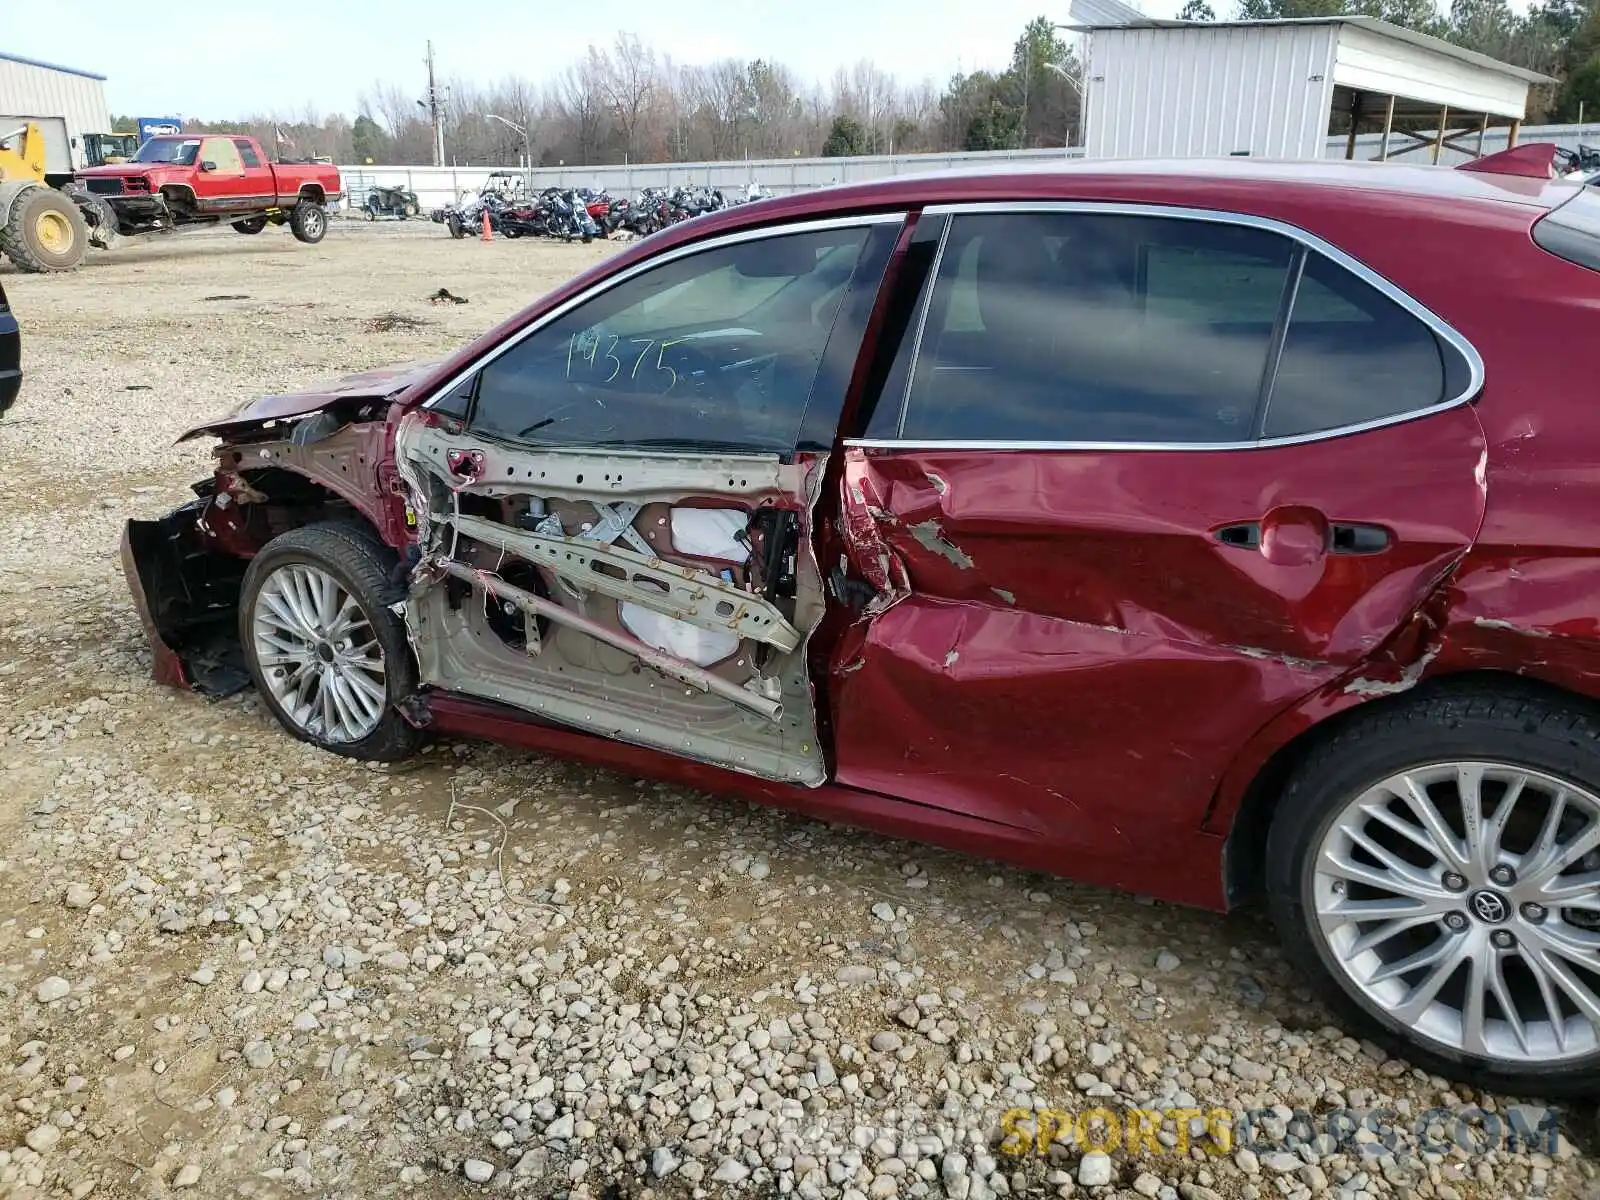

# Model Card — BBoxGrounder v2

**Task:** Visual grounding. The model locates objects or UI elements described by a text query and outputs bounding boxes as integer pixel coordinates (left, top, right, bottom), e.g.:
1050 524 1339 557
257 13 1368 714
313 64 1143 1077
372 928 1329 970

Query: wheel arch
297 184 327 206
159 183 197 209
123 417 410 698
1216 668 1600 909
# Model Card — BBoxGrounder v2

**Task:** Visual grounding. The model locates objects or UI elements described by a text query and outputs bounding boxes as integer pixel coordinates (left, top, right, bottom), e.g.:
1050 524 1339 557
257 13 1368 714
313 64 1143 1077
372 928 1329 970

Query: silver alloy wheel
1314 762 1600 1065
251 563 387 744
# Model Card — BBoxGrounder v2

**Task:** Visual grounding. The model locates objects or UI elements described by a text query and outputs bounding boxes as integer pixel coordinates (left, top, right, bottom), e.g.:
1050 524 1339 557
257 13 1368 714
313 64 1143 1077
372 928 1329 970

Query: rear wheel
239 523 421 762
3 186 88 272
446 213 465 239
1267 686 1600 1097
289 201 327 244
231 216 267 235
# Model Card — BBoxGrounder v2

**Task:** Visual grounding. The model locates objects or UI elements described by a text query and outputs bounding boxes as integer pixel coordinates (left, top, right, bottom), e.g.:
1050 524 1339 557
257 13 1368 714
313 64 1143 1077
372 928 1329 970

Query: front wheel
239 523 421 762
289 202 327 244
1267 685 1600 1097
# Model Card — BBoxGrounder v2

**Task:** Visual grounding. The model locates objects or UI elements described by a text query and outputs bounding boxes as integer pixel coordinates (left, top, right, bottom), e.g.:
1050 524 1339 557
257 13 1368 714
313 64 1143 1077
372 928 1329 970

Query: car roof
661 155 1581 254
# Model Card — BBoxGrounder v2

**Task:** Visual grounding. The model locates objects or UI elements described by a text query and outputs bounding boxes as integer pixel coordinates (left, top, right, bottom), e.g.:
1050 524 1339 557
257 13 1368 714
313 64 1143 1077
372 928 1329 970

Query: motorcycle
532 188 599 242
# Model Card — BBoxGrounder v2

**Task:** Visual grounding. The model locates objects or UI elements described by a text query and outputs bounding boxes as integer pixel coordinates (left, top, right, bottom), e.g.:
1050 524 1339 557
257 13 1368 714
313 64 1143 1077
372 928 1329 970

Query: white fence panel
335 122 1594 211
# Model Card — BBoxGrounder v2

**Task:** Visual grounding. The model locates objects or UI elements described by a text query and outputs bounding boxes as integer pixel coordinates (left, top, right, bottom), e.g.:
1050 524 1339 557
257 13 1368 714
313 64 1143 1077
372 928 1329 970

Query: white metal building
1067 9 1554 162
0 52 112 179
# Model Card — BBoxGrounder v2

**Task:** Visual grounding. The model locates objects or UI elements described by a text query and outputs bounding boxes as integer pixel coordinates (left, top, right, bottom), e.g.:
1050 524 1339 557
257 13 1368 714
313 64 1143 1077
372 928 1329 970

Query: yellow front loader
0 122 101 272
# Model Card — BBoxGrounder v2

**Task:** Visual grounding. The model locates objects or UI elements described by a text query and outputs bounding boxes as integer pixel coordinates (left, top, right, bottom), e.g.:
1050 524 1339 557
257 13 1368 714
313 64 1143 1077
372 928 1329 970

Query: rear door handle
1329 522 1391 555
1215 519 1390 556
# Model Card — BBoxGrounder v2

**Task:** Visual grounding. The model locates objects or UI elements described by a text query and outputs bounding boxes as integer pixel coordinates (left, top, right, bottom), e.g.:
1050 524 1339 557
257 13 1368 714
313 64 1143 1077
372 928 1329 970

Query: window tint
233 138 262 168
1261 252 1449 439
471 226 871 452
893 212 1294 444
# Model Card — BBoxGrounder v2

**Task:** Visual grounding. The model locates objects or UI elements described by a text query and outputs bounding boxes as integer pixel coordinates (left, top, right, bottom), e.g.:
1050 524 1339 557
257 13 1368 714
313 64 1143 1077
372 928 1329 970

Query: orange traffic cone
480 210 492 242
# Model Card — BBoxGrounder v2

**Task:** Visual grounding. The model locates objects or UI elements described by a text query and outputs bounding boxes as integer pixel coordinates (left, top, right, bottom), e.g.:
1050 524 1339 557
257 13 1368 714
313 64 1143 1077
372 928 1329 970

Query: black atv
364 185 421 220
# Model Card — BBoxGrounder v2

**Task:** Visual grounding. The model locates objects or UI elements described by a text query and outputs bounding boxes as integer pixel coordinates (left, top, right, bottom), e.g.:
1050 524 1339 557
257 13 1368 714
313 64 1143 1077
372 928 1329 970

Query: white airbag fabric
619 602 740 667
670 508 749 562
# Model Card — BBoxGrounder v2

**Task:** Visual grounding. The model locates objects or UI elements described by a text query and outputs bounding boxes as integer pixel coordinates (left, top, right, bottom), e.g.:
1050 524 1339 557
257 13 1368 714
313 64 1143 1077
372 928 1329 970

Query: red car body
123 147 1600 915
74 134 341 235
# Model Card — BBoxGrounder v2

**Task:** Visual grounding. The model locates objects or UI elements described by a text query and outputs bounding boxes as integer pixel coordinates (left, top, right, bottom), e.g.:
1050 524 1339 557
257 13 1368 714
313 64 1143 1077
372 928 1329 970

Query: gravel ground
0 220 1592 1200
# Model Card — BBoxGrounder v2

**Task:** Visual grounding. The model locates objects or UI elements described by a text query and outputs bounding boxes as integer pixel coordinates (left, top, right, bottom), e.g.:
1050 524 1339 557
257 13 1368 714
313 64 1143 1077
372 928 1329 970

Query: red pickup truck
71 134 342 246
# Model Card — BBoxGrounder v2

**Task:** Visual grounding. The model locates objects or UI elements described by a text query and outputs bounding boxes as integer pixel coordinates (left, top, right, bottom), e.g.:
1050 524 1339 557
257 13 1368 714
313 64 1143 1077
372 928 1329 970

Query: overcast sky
8 0 1188 119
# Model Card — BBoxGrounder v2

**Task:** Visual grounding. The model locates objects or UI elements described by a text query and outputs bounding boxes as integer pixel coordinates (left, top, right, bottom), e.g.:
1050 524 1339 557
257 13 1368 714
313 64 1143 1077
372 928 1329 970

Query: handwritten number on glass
567 333 678 392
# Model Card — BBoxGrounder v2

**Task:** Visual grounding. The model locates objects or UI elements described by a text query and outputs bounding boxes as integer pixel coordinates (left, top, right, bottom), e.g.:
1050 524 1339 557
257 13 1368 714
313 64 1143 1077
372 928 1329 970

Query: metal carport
1064 4 1556 162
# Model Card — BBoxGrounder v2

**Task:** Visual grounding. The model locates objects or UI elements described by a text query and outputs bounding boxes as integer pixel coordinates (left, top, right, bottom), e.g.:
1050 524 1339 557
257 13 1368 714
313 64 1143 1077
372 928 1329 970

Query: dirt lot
0 222 1591 1200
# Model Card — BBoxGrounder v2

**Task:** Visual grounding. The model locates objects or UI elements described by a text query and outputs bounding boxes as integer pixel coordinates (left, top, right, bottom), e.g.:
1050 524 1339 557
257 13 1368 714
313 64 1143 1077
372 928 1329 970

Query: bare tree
697 59 753 158
187 18 1122 167
559 51 609 165
603 33 656 162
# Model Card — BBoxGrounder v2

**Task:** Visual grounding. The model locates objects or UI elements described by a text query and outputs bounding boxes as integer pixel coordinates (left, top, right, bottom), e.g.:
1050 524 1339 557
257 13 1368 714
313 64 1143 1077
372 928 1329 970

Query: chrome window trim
420 212 907 416
852 200 1485 453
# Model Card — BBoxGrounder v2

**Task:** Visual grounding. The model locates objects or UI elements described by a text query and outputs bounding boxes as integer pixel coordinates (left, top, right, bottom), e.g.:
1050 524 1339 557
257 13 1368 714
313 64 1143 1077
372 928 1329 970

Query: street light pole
1043 59 1088 152
487 113 530 167
421 41 446 166
1047 23 1089 153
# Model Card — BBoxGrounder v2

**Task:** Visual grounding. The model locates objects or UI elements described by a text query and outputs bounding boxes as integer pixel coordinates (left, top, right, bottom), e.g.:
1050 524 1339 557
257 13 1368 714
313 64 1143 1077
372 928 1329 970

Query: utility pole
423 41 445 167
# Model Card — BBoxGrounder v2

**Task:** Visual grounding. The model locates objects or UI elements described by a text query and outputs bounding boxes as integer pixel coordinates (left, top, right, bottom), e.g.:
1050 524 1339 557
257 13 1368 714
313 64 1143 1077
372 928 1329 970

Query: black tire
238 522 422 763
446 213 465 239
289 201 328 244
84 195 119 250
231 216 268 235
3 186 88 272
1266 683 1600 1098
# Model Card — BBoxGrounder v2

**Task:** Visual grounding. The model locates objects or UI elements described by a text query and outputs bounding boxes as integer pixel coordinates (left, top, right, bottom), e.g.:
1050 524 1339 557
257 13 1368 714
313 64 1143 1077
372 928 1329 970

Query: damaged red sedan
125 147 1600 1096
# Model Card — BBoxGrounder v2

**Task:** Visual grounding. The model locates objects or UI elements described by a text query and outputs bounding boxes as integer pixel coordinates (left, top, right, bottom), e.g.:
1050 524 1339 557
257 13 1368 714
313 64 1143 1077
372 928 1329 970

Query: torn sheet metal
826 407 1485 856
838 452 911 613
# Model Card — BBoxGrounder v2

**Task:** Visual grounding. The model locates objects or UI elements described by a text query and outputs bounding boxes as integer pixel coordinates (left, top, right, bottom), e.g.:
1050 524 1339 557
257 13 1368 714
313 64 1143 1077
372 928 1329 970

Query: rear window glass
1261 252 1452 439
1533 188 1600 271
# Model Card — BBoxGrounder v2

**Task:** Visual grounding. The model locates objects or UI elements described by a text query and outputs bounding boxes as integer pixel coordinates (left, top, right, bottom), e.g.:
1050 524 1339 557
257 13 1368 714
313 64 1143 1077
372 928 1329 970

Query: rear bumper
121 502 252 696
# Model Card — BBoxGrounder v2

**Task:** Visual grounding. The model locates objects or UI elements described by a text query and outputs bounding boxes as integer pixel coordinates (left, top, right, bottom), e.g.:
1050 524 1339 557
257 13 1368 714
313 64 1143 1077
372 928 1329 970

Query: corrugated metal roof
0 52 107 82
1063 15 1555 85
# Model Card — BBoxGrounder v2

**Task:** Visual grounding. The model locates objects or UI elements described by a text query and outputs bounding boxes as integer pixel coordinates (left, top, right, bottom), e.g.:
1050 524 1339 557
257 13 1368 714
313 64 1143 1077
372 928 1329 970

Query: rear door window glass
891 211 1294 444
875 209 1472 446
